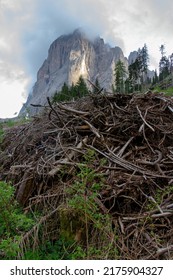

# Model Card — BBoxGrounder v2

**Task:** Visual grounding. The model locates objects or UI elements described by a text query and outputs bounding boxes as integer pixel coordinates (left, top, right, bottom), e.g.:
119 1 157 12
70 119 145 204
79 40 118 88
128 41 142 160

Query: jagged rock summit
20 29 128 115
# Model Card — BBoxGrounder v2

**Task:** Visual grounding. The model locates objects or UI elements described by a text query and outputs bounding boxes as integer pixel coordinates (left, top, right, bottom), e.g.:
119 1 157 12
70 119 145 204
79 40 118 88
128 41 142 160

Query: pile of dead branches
1 91 173 259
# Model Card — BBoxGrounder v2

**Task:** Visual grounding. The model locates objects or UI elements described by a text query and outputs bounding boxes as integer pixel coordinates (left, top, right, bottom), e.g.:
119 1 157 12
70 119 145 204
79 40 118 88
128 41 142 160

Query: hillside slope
1 92 173 259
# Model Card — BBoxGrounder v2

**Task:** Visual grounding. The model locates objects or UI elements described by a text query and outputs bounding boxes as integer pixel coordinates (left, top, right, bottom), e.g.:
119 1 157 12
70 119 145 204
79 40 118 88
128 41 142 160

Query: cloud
0 0 35 83
0 0 173 115
1 1 173 66
2 0 172 85
20 0 124 77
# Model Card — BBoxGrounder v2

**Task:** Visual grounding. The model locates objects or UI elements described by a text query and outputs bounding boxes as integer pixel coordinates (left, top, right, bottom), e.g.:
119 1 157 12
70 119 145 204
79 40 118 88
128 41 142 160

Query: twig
47 97 63 123
156 245 173 256
30 104 47 108
136 105 155 132
87 79 103 94
48 137 88 176
117 137 134 157
57 103 90 115
83 119 101 138
151 212 173 218
137 150 162 166
148 196 163 214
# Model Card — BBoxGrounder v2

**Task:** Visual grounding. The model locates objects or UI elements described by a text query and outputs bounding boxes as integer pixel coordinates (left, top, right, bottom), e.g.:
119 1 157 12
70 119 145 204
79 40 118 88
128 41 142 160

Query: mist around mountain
20 29 171 117
19 29 133 115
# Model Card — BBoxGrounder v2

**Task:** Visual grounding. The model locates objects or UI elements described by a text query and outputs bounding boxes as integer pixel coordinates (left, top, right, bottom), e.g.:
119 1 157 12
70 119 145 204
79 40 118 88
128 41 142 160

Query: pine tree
170 53 173 85
114 60 127 93
92 78 101 94
159 44 166 58
159 45 170 81
128 58 141 91
128 44 149 92
159 56 170 81
140 44 149 84
152 69 159 85
76 76 89 97
170 53 173 72
70 83 78 99
124 78 133 93
52 77 89 103
61 83 69 97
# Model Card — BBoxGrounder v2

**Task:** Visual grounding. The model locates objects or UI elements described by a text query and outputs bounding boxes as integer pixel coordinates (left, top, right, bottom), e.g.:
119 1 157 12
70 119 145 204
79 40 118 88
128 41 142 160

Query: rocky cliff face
128 51 138 65
20 29 128 115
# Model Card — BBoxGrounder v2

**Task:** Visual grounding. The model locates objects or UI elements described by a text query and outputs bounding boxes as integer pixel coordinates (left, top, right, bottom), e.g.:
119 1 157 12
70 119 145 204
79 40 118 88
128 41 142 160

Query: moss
59 207 85 243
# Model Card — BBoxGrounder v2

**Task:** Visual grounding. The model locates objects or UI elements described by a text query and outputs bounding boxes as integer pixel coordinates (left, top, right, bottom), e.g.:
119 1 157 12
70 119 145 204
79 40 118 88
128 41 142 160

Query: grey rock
20 29 128 115
128 51 138 65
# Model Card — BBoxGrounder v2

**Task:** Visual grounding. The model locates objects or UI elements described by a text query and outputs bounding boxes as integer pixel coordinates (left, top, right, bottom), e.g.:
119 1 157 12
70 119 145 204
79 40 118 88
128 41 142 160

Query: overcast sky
0 0 173 118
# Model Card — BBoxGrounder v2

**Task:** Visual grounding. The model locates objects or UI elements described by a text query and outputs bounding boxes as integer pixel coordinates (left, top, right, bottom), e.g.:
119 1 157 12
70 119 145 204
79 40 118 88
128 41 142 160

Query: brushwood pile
1 91 173 259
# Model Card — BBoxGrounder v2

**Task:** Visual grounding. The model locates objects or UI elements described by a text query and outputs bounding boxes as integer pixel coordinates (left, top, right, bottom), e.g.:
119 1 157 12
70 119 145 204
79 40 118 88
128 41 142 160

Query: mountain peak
72 28 85 36
20 29 128 116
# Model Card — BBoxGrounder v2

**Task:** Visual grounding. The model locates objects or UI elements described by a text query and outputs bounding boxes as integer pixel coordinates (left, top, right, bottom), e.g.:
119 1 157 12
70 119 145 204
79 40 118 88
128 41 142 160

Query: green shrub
0 181 34 259
0 126 4 144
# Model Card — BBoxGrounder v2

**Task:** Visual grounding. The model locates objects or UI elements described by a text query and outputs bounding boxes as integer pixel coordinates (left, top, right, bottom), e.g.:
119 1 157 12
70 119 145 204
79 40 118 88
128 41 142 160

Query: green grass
0 181 35 259
0 126 4 144
153 85 173 96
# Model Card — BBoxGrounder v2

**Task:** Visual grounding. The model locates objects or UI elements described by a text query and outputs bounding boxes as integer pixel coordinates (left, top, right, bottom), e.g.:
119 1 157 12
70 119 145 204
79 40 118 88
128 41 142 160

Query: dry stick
151 212 173 218
148 196 163 214
109 101 116 126
88 190 117 230
57 103 90 116
16 170 33 205
122 211 173 221
139 120 155 154
117 136 134 157
156 245 173 257
23 193 62 211
168 105 173 113
10 164 32 170
19 206 61 257
136 105 155 132
87 79 104 94
139 187 164 214
83 119 101 138
105 145 147 173
30 103 47 108
75 125 90 130
137 106 155 153
43 128 61 134
118 216 125 234
47 97 63 124
113 101 129 113
48 137 88 176
166 203 173 209
85 143 173 178
137 150 162 166
155 95 173 113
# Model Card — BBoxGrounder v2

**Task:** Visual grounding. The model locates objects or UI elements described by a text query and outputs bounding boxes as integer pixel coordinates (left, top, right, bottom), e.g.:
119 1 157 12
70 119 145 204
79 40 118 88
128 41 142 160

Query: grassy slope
152 74 173 96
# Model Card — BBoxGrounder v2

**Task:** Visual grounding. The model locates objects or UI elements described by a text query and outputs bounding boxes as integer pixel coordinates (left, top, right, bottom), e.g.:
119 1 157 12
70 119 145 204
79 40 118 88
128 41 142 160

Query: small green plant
0 126 4 144
63 149 118 259
146 185 173 212
0 236 21 259
0 181 34 259
6 119 15 127
23 239 87 260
